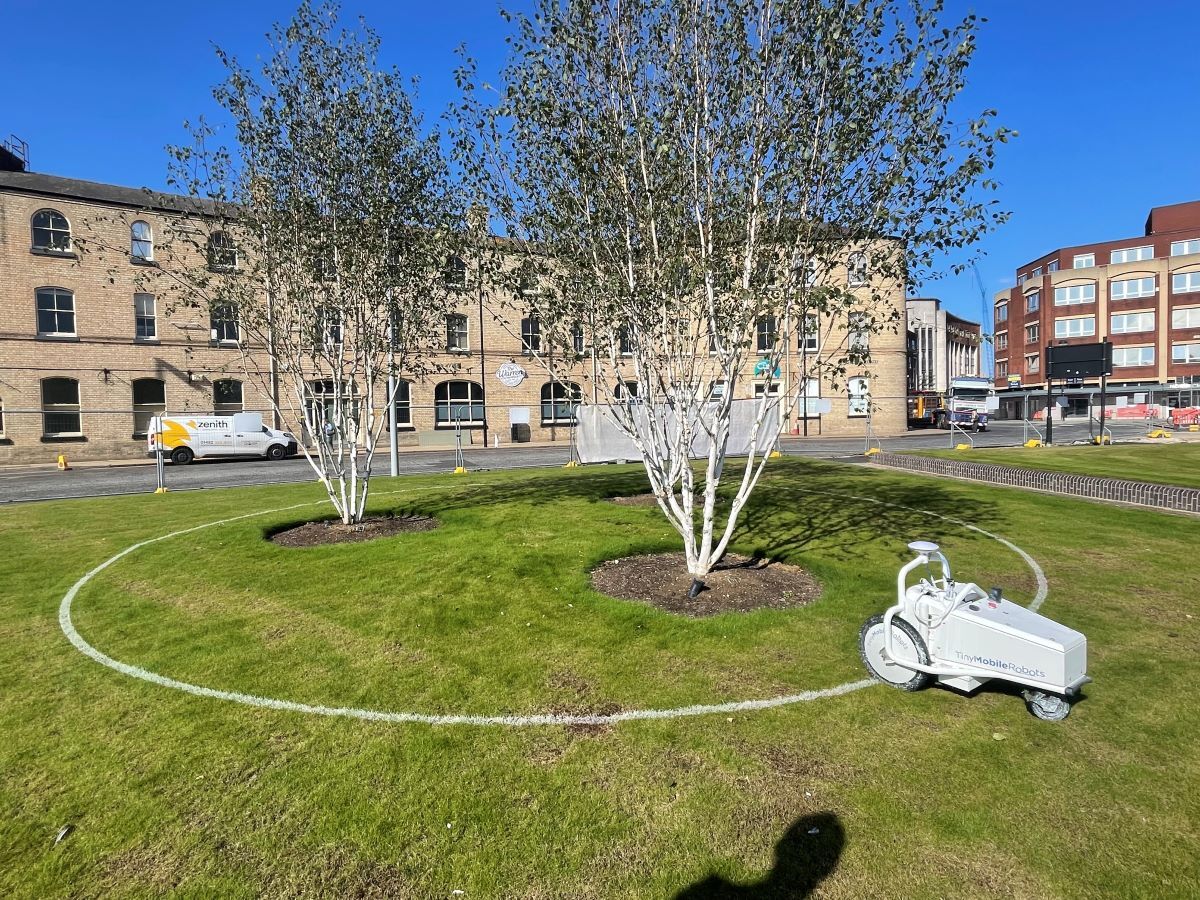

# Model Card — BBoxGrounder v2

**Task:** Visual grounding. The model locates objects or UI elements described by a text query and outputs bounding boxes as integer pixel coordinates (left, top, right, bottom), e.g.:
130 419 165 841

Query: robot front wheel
859 614 934 692
1022 690 1071 721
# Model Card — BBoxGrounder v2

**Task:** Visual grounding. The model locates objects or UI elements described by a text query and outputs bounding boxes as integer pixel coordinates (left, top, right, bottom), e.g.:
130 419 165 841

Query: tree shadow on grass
411 460 1001 565
674 811 844 899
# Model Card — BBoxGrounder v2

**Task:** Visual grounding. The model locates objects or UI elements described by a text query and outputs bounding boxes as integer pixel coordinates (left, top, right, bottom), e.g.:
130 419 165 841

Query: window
213 379 243 414
134 293 156 340
435 380 484 425
36 288 76 336
42 378 81 436
753 381 781 400
996 360 1008 378
211 305 239 343
130 220 153 261
1111 311 1154 334
800 314 819 353
996 303 1008 323
1048 260 1060 272
1171 239 1200 257
518 269 542 297
446 314 469 351
756 316 777 353
207 231 239 270
995 332 1008 351
1111 277 1155 301
307 380 361 436
1172 343 1200 364
1054 284 1095 305
1113 346 1154 368
521 314 541 353
1073 253 1094 269
1111 246 1153 264
571 323 585 354
131 378 165 434
708 380 727 401
1172 307 1200 330
1031 266 1042 278
618 326 633 355
1025 291 1040 312
1017 273 1028 287
615 380 639 401
313 307 342 348
1054 317 1096 339
1173 272 1200 294
1025 353 1040 374
1025 323 1039 344
847 376 870 417
799 378 821 418
392 380 412 427
847 253 868 287
444 255 468 290
849 313 870 355
798 259 818 288
541 381 581 424
31 209 71 252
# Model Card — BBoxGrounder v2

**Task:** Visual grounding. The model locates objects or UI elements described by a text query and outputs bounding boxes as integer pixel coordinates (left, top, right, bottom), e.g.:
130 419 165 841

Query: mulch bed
269 514 438 548
591 551 820 617
607 493 660 507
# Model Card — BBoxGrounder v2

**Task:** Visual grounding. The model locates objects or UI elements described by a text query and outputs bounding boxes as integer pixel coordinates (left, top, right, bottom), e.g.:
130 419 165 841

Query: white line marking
57 485 1047 726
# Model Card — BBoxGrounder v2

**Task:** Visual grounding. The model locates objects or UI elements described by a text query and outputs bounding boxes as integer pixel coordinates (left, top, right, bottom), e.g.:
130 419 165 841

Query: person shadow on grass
674 811 844 899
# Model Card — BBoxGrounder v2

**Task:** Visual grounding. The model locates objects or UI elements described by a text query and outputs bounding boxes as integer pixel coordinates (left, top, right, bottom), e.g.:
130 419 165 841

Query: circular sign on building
496 361 527 388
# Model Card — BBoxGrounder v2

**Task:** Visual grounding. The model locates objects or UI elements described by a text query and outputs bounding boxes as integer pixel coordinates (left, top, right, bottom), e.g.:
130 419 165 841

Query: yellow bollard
768 450 783 459
954 443 971 451
56 453 71 471
563 460 580 468
452 466 467 475
863 447 881 457
1023 439 1042 448
153 486 170 494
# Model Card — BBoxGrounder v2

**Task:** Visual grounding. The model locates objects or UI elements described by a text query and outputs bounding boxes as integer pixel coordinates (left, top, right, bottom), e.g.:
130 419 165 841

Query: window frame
435 380 485 427
1024 352 1040 374
134 293 157 341
130 220 154 262
1171 306 1200 330
995 331 1008 351
210 304 240 344
1170 239 1200 257
1110 276 1156 301
207 231 239 271
31 209 72 253
1172 272 1200 294
756 315 778 354
1025 290 1040 313
131 378 166 436
520 314 542 355
36 287 76 337
1072 253 1095 269
1054 283 1096 306
392 380 412 428
846 252 868 288
213 379 244 415
540 381 581 424
800 313 820 353
996 303 1008 323
1171 342 1200 365
1112 346 1155 368
1110 245 1154 264
1110 311 1155 335
1053 316 1097 340
446 313 470 352
846 376 870 418
1025 323 1039 344
41 377 82 437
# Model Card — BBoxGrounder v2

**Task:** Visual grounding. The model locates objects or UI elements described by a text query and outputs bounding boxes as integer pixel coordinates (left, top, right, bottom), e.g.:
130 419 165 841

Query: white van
146 413 298 465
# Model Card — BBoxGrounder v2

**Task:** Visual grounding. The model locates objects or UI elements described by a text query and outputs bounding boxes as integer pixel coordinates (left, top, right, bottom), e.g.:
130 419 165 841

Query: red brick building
992 200 1200 410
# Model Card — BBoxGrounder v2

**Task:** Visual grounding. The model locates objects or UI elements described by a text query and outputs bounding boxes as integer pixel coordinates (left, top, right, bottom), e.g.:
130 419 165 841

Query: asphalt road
0 418 1148 504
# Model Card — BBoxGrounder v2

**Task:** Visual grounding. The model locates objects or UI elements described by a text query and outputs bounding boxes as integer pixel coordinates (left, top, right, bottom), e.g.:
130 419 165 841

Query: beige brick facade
0 170 908 464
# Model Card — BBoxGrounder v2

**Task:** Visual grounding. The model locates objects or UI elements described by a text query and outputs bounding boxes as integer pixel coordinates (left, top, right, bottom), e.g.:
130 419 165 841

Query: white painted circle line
57 487 1047 726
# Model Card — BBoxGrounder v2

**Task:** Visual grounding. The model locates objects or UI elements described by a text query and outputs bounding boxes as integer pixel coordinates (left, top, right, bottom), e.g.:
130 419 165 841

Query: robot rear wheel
859 614 933 692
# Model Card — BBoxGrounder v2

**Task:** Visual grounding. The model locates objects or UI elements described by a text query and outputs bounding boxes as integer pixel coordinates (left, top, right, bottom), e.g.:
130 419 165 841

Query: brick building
992 200 1200 414
0 156 908 464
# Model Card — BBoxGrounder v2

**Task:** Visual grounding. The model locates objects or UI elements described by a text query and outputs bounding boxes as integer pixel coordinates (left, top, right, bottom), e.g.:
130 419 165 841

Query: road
0 418 1148 504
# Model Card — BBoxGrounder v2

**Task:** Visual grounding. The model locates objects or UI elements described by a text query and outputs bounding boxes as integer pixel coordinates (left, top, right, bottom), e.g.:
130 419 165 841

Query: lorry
147 413 298 465
907 376 997 431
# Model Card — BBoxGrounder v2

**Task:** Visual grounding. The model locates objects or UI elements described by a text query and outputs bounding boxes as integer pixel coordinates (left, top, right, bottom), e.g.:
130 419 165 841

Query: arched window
132 378 166 434
392 380 412 427
444 255 468 290
36 287 76 336
31 209 71 252
435 380 484 426
42 378 81 436
446 313 469 352
130 220 153 261
847 252 868 287
541 381 581 424
213 379 243 415
521 314 541 353
207 231 239 270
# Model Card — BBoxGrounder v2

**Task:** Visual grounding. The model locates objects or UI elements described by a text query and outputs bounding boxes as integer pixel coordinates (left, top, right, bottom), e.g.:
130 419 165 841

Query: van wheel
267 444 286 461
170 447 194 466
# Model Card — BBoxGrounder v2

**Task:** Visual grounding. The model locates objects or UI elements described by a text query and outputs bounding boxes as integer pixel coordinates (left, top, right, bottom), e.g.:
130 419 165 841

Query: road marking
58 486 1047 726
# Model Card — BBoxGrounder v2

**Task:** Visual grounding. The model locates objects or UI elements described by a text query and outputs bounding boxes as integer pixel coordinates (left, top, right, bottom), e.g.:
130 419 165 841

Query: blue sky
3 0 1198 325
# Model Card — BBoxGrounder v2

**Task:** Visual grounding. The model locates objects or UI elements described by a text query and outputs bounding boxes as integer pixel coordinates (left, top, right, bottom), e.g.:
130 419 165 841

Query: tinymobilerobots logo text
954 651 1046 680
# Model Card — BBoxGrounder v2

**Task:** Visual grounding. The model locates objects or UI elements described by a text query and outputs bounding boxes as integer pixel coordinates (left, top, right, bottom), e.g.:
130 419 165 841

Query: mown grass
0 459 1197 898
908 441 1200 489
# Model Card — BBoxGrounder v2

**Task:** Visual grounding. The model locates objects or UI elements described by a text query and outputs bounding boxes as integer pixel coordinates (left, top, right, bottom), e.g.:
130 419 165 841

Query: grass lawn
1 459 1197 898
907 441 1200 490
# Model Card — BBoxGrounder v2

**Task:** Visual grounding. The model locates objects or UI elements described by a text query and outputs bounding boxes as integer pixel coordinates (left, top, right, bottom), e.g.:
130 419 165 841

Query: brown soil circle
591 551 820 617
607 493 660 507
269 514 438 548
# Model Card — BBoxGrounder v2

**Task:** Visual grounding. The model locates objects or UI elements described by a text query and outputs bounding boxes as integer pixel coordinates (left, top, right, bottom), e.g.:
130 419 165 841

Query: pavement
0 418 1157 504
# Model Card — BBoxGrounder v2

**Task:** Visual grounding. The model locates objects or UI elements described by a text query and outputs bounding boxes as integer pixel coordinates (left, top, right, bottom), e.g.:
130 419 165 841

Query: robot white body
860 541 1089 720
